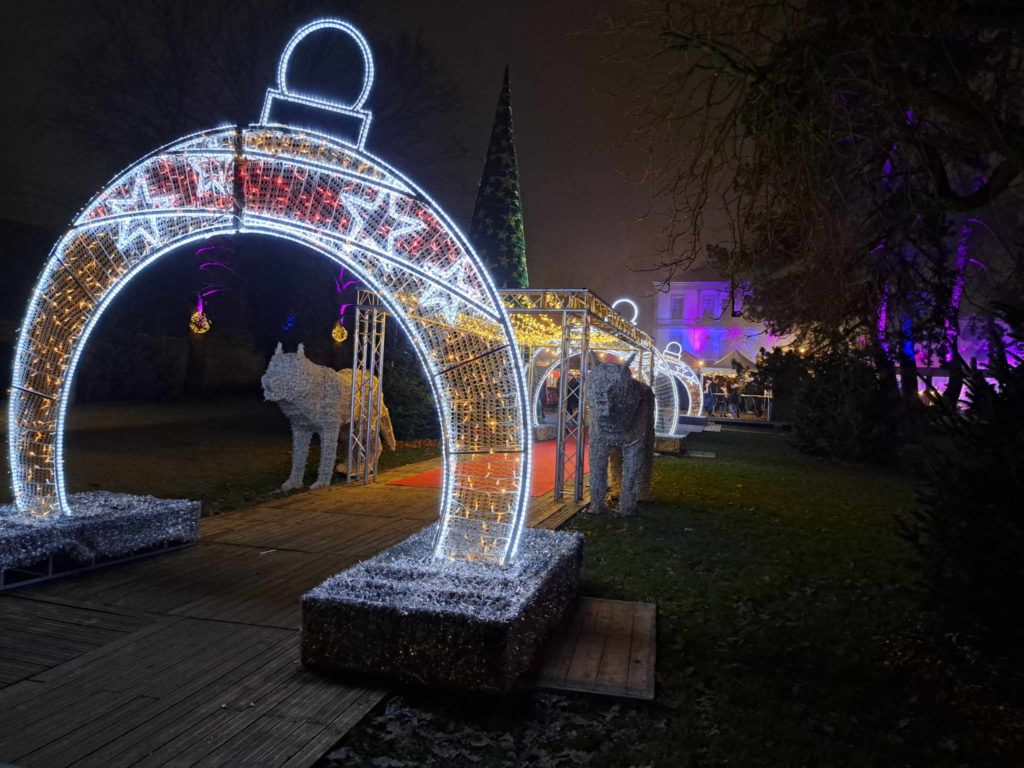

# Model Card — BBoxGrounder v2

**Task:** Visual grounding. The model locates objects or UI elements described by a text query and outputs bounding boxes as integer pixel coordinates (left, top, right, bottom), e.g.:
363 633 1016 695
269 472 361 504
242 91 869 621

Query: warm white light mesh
8 126 531 565
659 346 704 418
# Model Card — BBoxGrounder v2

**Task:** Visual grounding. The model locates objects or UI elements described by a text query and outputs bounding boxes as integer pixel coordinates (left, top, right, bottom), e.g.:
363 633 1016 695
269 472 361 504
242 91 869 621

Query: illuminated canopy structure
499 289 703 502
7 19 531 566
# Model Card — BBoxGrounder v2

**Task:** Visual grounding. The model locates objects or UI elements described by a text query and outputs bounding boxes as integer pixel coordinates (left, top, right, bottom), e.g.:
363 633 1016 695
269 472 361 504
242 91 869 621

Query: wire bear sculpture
584 352 654 516
262 343 396 491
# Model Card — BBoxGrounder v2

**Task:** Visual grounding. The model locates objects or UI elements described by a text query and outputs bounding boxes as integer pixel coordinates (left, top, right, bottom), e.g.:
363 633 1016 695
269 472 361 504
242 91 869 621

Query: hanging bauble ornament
190 310 211 334
331 320 348 343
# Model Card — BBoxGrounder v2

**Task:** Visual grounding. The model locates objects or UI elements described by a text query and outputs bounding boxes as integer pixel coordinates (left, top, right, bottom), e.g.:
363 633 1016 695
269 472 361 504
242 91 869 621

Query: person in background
728 381 740 418
703 377 714 415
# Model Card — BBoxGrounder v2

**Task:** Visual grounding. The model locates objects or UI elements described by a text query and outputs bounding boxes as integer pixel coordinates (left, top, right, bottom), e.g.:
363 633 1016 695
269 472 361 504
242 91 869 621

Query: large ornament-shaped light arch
8 124 532 565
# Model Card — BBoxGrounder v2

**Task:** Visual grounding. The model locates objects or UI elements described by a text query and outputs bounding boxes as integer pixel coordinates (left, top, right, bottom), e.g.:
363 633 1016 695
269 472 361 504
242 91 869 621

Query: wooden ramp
0 459 586 767
531 598 657 700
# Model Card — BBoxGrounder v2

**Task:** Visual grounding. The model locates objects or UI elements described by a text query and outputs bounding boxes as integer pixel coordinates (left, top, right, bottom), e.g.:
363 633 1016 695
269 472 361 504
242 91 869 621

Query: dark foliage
752 346 807 423
757 345 904 461
382 328 439 441
75 332 185 402
617 1 1024 421
901 306 1024 667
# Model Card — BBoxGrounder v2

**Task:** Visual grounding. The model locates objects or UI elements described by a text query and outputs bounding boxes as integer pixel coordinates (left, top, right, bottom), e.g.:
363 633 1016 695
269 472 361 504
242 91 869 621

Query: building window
710 335 724 359
669 296 685 320
701 293 718 320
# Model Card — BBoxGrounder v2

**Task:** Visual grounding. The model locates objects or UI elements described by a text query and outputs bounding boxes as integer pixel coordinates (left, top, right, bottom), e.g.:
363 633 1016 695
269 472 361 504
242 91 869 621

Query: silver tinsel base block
301 525 584 692
0 492 200 571
654 437 682 453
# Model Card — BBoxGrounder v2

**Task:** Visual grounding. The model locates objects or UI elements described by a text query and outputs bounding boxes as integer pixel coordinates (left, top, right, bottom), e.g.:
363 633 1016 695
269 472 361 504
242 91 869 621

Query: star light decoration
103 173 179 251
7 19 533 566
414 257 481 325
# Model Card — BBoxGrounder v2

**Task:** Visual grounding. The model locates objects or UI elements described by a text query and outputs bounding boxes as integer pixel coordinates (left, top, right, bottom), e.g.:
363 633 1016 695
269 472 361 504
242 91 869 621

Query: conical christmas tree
470 67 529 289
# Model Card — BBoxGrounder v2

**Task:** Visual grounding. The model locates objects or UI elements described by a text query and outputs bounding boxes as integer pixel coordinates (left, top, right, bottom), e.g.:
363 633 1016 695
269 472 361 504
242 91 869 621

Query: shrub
757 345 904 461
900 307 1024 664
753 346 808 423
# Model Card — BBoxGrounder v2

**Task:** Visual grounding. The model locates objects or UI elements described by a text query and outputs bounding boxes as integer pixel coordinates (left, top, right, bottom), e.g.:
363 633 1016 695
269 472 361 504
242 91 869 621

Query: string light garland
331 320 348 343
7 19 532 565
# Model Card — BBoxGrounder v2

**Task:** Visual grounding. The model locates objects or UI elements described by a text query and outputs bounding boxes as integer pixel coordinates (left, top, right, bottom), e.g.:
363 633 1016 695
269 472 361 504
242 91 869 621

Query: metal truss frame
347 289 387 485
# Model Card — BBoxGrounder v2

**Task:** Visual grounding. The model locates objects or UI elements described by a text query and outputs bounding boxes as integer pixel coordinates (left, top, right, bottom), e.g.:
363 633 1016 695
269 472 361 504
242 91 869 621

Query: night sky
0 0 713 329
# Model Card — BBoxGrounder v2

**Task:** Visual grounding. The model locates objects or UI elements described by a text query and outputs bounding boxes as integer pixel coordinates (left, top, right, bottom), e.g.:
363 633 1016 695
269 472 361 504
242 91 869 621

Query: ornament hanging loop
259 18 375 149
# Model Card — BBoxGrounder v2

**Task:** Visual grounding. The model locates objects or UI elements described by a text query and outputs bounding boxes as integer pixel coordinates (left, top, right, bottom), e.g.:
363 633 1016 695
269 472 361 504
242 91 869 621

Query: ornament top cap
259 18 376 149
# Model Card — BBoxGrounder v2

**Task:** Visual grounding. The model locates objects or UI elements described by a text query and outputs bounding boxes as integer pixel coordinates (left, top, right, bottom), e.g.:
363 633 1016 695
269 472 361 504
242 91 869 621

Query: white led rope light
8 21 532 566
260 19 375 149
611 297 639 325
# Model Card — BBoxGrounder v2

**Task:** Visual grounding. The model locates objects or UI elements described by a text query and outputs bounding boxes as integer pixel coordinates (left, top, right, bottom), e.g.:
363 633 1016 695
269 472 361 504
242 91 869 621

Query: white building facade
652 281 792 364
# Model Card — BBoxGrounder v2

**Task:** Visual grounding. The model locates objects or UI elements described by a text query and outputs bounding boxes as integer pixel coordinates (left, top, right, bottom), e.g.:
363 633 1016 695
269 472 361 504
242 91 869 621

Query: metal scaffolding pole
554 310 590 502
347 291 387 485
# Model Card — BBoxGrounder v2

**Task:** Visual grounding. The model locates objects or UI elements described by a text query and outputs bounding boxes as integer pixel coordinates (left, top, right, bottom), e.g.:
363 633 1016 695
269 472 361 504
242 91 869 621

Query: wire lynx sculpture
262 343 396 491
584 352 654 516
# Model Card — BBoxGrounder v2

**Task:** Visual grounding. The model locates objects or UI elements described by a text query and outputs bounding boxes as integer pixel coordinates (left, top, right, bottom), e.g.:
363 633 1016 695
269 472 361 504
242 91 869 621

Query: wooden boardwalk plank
0 594 153 687
0 457 589 766
625 602 657 699
531 598 656 700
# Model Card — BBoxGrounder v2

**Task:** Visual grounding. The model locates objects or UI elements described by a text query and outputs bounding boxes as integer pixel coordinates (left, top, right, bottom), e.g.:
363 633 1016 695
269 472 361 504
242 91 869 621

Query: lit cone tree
470 67 529 289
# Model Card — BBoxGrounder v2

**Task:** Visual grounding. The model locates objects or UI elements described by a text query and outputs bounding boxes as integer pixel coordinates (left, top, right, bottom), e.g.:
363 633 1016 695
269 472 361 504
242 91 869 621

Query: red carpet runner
388 439 589 498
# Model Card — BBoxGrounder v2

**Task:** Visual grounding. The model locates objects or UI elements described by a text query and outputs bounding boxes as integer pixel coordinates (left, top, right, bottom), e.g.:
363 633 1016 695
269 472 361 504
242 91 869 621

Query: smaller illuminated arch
531 348 693 435
661 344 704 418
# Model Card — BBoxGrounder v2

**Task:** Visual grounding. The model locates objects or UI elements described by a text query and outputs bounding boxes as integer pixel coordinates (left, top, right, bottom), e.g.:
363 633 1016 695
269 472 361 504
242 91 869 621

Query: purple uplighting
198 261 239 276
942 218 978 363
334 267 359 294
195 244 234 256
877 284 889 354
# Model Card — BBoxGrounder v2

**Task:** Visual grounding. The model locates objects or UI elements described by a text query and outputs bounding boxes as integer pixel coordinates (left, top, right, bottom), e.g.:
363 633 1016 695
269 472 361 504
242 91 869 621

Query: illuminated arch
660 345 704 418
8 124 532 565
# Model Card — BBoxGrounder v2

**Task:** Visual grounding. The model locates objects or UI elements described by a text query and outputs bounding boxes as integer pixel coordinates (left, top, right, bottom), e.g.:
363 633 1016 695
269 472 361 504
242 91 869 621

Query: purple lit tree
613 0 1024 413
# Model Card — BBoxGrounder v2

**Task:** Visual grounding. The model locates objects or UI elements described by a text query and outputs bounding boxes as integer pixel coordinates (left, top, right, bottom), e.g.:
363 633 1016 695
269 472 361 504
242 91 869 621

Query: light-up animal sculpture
262 343 396 490
584 352 654 515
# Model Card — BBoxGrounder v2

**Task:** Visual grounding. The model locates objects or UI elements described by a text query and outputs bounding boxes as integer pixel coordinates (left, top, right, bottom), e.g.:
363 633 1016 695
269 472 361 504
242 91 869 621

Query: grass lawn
576 428 939 766
330 427 1022 767
0 396 440 515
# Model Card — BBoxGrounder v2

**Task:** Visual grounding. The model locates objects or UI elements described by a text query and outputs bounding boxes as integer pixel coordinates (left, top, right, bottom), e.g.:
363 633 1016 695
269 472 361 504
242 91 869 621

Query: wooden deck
0 459 588 767
530 598 657 700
